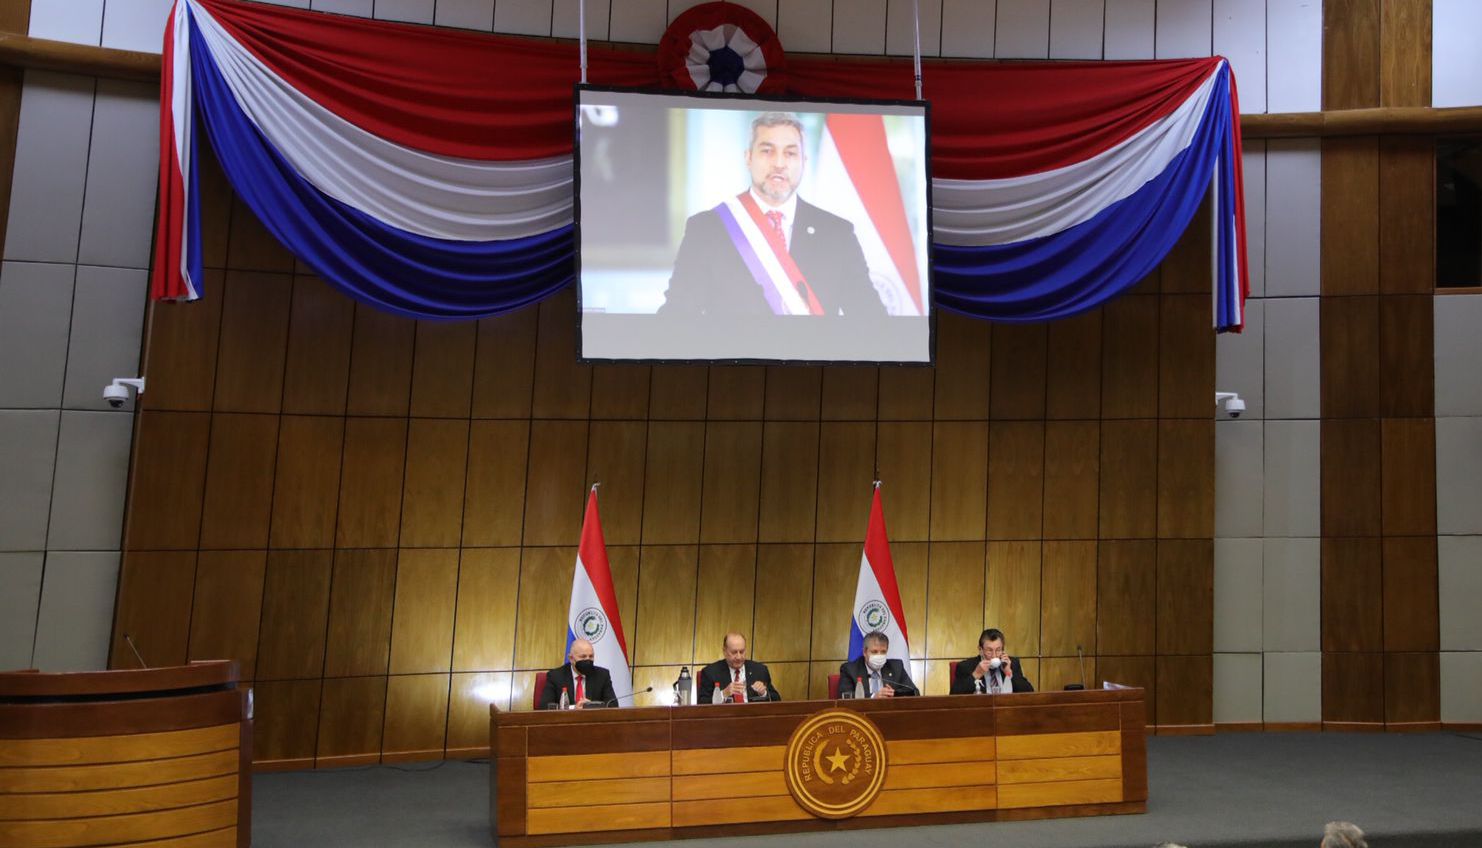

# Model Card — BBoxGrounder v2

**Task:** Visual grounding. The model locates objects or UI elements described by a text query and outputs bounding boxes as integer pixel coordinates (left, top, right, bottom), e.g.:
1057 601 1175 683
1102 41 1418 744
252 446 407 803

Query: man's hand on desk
874 685 895 698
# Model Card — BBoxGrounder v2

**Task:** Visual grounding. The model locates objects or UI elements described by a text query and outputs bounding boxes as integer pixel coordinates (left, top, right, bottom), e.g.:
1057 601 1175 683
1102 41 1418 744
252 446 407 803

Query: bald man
540 638 617 709
697 632 782 703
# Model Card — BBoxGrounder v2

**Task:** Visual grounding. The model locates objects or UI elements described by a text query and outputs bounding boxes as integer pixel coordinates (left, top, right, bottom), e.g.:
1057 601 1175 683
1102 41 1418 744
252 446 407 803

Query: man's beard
755 174 796 204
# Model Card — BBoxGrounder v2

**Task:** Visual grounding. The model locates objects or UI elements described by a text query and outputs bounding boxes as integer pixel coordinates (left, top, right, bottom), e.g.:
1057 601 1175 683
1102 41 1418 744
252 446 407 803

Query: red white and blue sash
714 193 824 316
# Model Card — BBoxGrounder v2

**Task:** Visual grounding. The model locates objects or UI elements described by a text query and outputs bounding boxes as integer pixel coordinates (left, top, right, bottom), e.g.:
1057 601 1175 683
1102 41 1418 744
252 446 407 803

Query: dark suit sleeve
752 663 782 702
539 668 564 710
950 658 979 695
834 220 887 318
890 660 919 696
1011 657 1035 693
837 661 860 699
658 213 715 316
696 663 719 705
592 669 618 705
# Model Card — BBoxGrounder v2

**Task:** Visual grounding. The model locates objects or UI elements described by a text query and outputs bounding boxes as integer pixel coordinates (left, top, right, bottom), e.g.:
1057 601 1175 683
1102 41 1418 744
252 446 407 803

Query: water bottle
853 677 866 700
559 686 570 710
675 667 692 705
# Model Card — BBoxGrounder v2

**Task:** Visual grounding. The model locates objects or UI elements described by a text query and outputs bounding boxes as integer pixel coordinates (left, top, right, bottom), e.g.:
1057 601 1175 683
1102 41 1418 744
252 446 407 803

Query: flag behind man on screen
567 487 633 704
848 485 912 666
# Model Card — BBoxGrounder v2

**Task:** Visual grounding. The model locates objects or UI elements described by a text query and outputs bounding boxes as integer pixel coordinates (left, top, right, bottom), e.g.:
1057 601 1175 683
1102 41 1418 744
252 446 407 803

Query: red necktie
575 674 585 703
764 210 784 243
733 668 744 703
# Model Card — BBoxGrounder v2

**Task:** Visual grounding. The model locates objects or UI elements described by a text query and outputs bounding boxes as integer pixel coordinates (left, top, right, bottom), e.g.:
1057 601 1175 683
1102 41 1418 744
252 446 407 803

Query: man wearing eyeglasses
950 628 1034 695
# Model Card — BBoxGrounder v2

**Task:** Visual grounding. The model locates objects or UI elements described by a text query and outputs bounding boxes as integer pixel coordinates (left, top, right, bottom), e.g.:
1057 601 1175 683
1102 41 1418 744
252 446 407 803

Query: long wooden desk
0 661 252 848
490 687 1146 846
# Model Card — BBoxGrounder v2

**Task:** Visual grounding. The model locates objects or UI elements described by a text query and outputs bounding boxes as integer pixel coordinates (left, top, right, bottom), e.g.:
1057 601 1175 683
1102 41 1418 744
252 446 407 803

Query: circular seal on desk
784 708 888 819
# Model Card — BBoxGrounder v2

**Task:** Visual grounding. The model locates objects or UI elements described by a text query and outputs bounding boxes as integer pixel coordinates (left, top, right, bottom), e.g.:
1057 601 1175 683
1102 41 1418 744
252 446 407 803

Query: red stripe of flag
825 114 923 314
578 489 629 660
863 487 909 648
151 5 188 301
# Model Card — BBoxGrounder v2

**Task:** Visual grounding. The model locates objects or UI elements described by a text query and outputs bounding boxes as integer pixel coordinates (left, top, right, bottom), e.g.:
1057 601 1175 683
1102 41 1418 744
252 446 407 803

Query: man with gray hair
1321 821 1367 848
659 111 887 318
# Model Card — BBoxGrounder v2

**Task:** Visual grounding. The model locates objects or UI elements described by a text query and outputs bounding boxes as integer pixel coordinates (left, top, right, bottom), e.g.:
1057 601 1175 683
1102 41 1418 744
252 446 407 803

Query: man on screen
539 638 617 709
658 112 888 318
696 632 782 703
950 628 1035 695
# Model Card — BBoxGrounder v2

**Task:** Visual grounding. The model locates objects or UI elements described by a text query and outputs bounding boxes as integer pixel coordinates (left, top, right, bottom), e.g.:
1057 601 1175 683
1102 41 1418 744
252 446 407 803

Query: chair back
532 671 548 710
828 673 841 699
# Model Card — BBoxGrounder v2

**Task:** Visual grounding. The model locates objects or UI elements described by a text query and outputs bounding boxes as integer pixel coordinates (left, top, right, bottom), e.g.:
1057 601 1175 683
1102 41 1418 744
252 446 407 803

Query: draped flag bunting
155 0 1247 330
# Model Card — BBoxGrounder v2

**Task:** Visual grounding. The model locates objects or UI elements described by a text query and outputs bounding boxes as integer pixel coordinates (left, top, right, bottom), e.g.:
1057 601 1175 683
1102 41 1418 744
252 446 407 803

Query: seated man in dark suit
839 630 917 698
539 638 616 709
697 632 782 703
951 628 1034 695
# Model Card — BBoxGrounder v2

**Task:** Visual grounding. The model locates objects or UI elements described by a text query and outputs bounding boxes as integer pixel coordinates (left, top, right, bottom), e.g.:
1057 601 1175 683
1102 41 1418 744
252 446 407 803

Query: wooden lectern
0 660 252 848
490 687 1146 846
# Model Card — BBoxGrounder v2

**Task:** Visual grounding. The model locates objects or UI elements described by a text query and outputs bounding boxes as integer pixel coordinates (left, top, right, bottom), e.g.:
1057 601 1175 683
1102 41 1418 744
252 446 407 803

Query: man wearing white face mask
838 631 917 698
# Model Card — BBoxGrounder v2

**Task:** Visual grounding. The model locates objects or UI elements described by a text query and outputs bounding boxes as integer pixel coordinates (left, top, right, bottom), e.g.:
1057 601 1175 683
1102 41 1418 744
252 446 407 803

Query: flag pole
911 0 923 100
578 0 588 84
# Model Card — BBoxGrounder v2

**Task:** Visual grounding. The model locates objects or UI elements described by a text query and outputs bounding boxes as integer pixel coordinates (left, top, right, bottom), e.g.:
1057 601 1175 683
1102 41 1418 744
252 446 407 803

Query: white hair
1321 821 1367 848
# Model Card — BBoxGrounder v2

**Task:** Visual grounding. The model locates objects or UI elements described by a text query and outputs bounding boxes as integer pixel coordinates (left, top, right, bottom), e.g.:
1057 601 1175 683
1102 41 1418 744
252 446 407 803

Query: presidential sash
714 193 824 316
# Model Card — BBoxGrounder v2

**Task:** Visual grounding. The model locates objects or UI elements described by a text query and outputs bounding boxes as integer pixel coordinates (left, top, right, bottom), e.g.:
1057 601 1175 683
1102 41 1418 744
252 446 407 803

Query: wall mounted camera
1215 391 1245 418
103 377 146 409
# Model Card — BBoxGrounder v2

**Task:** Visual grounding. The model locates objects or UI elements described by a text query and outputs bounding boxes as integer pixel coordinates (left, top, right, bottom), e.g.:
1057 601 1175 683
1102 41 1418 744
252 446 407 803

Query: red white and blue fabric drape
154 0 1247 330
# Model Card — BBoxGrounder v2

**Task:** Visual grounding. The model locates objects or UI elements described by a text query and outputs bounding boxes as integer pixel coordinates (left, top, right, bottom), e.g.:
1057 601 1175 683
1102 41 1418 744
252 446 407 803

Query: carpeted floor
252 731 1482 847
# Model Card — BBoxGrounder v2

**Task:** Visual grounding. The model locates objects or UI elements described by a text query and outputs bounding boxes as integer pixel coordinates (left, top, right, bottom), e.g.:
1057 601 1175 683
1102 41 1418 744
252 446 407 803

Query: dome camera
103 377 146 409
1216 391 1245 419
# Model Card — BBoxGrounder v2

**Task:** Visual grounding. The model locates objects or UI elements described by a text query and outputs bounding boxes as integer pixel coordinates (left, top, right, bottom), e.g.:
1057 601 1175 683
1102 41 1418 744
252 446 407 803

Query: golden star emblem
825 746 850 773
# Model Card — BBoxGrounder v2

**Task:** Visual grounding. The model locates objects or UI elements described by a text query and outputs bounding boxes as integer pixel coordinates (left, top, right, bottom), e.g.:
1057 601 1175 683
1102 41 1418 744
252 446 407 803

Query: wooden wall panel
821 367 878 420
1158 294 1213 418
933 313 991 420
1099 420 1157 539
530 288 591 419
707 367 765 420
281 276 353 415
1039 656 1097 693
322 549 398 678
765 366 822 420
253 679 322 764
989 323 1047 420
1096 541 1156 656
641 422 704 544
875 422 932 541
523 421 589 547
317 676 387 761
1155 540 1214 655
632 546 699 666
584 421 648 545
925 542 985 661
1322 652 1383 724
198 413 278 549
693 545 757 660
335 418 408 549
270 415 344 549
383 674 451 756
462 421 530 548
448 671 512 747
1097 656 1155 716
1381 537 1438 653
451 548 520 671
987 422 1044 540
197 152 231 269
1379 137 1435 294
213 271 291 414
1045 311 1101 420
1380 418 1436 536
1040 541 1097 657
1384 652 1439 724
1042 421 1100 540
1323 0 1381 110
124 412 211 551
815 422 876 542
893 542 929 659
388 549 459 674
345 306 415 417
1320 137 1380 296
227 196 294 271
929 422 988 541
1321 418 1382 537
1160 198 1212 294
1099 296 1158 419
1378 294 1435 417
1157 419 1214 539
751 544 814 663
513 548 576 672
256 550 333 681
985 541 1041 658
1321 537 1383 653
1155 655 1212 726
410 321 476 418
589 364 651 420
472 308 537 419
877 365 934 420
110 552 197 669
698 422 763 543
1379 0 1430 107
187 551 266 679
649 367 708 420
140 279 223 412
757 422 820 542
1321 295 1381 418
400 419 469 548
807 543 855 661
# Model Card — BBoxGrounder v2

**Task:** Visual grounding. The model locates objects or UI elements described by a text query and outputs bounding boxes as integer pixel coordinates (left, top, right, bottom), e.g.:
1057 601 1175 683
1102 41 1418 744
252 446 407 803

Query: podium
490 687 1146 846
0 661 252 848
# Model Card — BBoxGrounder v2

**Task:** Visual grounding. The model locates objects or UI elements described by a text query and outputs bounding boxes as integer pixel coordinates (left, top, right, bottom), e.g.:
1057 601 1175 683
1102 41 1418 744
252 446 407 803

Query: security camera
1215 391 1245 419
103 377 146 409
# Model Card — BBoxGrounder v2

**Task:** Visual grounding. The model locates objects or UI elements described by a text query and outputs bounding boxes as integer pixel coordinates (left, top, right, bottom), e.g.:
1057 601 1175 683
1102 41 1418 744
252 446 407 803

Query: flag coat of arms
566 489 633 703
848 487 912 667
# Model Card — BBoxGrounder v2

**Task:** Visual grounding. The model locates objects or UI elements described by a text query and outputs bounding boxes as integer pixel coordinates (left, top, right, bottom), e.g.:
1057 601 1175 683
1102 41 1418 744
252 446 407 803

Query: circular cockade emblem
784 709 888 819
575 607 608 644
858 599 891 633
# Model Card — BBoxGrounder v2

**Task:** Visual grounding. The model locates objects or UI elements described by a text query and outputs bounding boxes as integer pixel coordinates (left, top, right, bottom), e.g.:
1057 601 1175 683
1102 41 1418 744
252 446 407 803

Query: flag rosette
657 1 787 94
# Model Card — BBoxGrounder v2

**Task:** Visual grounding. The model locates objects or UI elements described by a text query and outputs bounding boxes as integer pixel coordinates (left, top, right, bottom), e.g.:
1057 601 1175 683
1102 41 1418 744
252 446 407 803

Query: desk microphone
1064 644 1086 691
883 679 918 695
124 634 148 669
604 686 654 707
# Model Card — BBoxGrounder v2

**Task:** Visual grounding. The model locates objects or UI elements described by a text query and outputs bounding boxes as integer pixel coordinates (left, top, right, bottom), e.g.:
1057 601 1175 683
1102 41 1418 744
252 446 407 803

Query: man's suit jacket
949 655 1035 695
696 659 783 703
658 197 888 318
540 663 618 709
837 657 918 698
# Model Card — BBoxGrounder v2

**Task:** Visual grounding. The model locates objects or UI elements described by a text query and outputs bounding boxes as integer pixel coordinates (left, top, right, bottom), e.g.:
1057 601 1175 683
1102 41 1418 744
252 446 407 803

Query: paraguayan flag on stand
567 487 634 703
